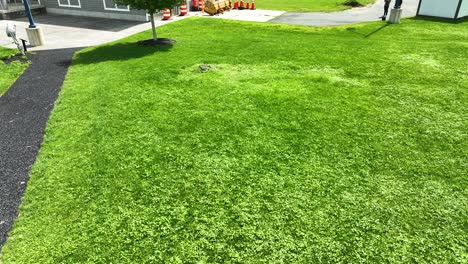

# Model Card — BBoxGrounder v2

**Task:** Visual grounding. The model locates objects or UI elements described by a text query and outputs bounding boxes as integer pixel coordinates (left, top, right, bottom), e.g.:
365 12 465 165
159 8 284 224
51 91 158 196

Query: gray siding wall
43 0 148 21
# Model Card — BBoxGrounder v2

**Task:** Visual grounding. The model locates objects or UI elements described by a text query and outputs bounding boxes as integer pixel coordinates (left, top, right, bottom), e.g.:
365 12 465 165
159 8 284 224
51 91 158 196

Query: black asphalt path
0 48 80 249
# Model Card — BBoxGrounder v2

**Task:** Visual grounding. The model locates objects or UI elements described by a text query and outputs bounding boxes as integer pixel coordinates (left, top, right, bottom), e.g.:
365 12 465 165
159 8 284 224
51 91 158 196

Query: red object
199 0 204 10
251 0 255 9
233 0 238 9
246 0 250 9
180 3 187 16
162 8 171 20
240 0 244 8
192 0 196 8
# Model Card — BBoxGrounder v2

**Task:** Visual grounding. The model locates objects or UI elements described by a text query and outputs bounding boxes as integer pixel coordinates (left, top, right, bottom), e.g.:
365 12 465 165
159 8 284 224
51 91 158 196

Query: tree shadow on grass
409 16 468 24
72 41 174 65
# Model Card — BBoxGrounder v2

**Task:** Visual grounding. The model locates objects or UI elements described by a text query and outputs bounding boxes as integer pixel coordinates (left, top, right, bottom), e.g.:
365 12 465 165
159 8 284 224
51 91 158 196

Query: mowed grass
255 0 375 12
0 47 28 96
1 18 467 263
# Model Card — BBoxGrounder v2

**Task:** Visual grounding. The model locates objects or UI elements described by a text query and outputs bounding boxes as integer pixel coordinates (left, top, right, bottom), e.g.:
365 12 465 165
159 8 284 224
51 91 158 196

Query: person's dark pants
384 3 390 16
394 0 402 8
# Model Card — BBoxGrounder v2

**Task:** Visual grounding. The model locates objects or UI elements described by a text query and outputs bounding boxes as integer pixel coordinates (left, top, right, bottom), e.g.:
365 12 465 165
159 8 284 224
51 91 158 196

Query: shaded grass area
255 0 375 12
0 47 28 96
1 18 467 263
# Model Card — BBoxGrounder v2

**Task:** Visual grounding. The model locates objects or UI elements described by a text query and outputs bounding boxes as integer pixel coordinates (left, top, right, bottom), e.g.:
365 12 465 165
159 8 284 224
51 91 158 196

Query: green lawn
0 47 28 96
1 18 467 263
255 0 375 12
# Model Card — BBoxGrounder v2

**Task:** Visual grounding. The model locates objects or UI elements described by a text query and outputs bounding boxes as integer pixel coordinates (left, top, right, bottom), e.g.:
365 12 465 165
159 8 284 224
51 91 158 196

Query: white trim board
102 0 129 11
57 0 81 8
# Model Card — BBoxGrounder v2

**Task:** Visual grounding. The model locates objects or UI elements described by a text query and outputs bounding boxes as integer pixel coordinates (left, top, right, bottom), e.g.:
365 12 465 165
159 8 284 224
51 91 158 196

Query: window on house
58 0 80 8
103 0 129 11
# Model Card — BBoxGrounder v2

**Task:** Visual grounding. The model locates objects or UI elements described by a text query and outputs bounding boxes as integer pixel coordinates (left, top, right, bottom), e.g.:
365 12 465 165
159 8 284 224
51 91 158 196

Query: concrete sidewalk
200 9 285 22
0 13 190 51
270 0 420 26
0 10 285 51
0 1 421 51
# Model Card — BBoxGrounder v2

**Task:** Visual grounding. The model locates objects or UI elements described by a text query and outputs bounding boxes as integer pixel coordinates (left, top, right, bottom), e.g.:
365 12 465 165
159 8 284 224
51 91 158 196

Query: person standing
380 0 391 21
394 0 402 8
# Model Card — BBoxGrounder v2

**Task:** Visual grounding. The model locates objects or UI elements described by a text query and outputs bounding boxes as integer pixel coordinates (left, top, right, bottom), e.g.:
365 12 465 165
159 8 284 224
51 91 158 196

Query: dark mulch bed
0 47 81 250
137 38 176 46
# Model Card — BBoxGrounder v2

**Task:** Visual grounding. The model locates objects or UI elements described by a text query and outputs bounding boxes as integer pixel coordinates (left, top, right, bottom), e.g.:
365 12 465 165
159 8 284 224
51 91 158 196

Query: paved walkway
0 10 288 51
0 13 190 51
0 1 421 51
201 9 285 22
270 0 420 26
0 48 79 248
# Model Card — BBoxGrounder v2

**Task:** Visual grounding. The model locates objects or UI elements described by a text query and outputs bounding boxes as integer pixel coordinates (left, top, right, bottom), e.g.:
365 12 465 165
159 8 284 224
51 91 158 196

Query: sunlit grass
1 18 467 263
0 47 28 96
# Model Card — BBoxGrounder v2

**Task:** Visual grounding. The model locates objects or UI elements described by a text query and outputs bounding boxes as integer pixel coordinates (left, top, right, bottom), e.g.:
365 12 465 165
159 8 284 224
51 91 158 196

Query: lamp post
23 0 44 46
23 0 37 28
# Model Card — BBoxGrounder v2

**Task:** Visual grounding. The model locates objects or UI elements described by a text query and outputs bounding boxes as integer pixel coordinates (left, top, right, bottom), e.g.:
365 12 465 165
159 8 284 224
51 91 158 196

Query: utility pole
23 0 37 28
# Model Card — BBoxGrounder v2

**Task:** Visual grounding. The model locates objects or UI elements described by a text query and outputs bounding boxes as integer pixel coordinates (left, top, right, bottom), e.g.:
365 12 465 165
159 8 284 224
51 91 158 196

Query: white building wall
418 0 459 18
458 0 468 18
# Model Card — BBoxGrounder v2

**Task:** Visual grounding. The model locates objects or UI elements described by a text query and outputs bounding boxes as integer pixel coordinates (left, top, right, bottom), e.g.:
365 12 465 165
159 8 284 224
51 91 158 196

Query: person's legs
384 3 389 16
394 0 402 8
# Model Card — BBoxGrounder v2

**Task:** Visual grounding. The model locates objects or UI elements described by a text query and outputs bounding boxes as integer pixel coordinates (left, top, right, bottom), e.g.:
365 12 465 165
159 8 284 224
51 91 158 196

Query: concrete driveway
0 10 287 51
0 13 189 51
1 1 421 51
270 0 420 26
202 9 284 22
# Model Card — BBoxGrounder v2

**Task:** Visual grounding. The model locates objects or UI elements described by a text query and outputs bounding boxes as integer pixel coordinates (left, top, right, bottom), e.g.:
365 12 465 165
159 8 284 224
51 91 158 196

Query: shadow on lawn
73 41 174 65
363 23 391 38
346 23 391 38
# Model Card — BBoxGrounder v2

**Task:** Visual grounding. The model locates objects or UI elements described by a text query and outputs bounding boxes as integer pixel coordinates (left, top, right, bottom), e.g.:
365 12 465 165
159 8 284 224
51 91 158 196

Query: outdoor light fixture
6 24 16 38
6 24 26 55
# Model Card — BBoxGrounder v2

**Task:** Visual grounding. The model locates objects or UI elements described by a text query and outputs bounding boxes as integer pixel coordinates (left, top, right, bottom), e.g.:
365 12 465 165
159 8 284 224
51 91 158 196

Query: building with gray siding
44 0 148 21
2 0 191 21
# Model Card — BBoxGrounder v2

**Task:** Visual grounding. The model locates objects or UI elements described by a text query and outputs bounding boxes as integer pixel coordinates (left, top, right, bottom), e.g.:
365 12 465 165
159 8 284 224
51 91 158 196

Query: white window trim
102 0 129 11
58 0 81 8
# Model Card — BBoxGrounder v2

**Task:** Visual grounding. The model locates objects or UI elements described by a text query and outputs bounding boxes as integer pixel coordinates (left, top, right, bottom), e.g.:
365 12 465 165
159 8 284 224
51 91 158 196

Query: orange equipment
162 8 171 20
199 0 205 11
179 3 188 15
204 0 231 15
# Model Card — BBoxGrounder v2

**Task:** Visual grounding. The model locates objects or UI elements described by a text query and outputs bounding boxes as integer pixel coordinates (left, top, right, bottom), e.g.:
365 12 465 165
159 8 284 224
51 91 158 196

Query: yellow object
204 0 231 15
